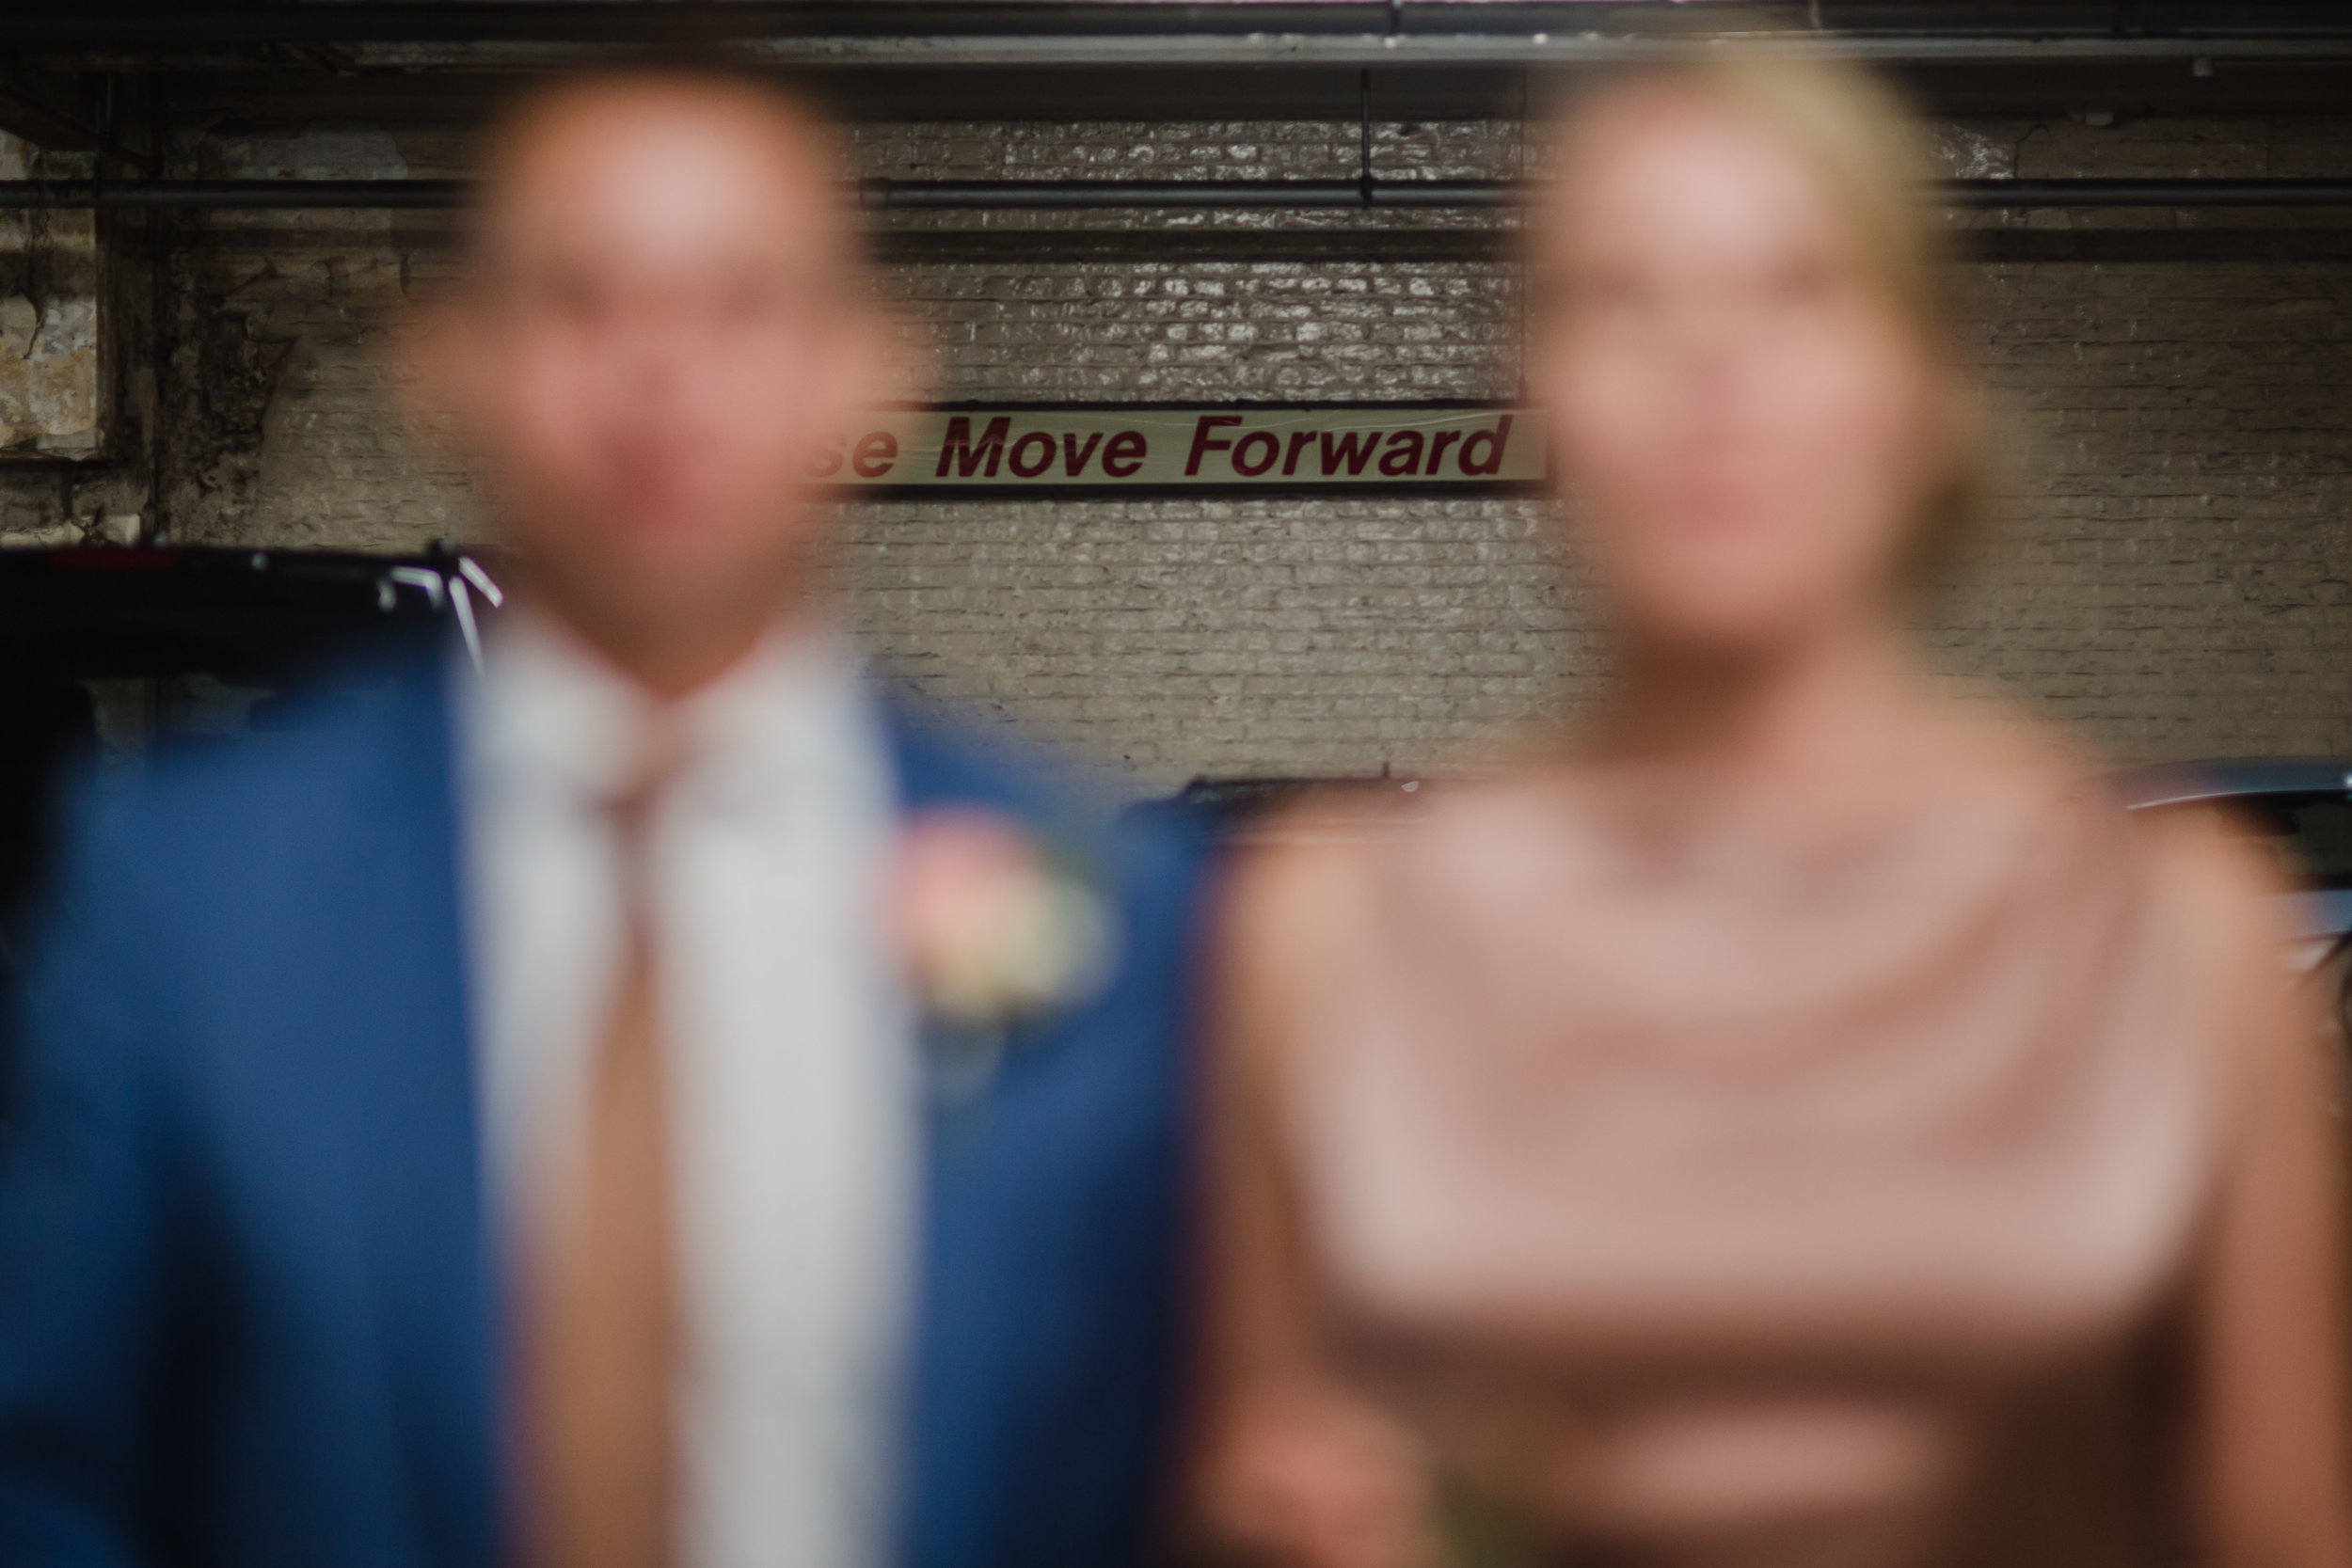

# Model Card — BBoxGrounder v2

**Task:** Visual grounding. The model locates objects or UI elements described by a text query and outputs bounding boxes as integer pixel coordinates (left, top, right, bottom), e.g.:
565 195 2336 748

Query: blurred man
0 69 1204 1568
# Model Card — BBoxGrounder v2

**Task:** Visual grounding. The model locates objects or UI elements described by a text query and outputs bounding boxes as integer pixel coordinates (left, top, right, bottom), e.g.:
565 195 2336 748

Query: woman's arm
1188 828 1442 1568
2185 832 2352 1567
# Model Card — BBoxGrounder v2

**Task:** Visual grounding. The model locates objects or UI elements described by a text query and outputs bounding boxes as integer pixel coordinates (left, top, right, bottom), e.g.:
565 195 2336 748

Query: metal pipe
871 179 1396 209
10 176 2352 211
0 88 157 176
1950 178 2352 207
11 1 2352 50
0 178 471 209
865 178 1545 209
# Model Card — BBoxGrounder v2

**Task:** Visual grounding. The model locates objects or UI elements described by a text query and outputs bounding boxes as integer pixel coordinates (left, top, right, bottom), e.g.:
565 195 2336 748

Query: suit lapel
882 706 1028 1568
882 702 1198 1568
326 643 503 1568
356 672 1013 1568
312 667 1069 1568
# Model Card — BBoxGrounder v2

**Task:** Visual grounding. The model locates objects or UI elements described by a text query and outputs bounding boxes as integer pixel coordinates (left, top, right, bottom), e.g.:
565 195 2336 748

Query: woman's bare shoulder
1898 689 2104 794
1218 788 1412 974
2127 789 2301 958
1906 699 2291 917
1203 790 1420 1096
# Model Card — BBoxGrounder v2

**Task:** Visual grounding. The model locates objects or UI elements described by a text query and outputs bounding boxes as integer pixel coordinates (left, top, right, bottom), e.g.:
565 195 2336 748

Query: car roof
2110 757 2352 809
0 546 498 681
1170 763 2352 816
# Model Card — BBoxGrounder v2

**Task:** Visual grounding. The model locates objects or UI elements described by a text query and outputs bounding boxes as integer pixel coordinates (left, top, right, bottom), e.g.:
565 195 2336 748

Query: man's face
430 82 882 657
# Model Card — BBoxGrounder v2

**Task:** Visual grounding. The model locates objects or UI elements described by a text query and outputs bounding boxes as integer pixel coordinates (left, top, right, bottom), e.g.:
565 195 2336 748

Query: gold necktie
520 749 682 1568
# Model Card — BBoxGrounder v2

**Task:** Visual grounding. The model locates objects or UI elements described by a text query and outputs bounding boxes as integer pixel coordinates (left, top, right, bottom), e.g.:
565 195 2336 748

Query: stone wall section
1 111 2346 786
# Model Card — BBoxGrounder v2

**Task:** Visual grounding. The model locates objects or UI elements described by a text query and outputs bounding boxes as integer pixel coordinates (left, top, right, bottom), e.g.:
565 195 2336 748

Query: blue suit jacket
0 637 1211 1568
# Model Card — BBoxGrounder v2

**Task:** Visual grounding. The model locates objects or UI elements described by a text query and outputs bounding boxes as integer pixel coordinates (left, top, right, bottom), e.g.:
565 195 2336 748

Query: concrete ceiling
7 2 2352 131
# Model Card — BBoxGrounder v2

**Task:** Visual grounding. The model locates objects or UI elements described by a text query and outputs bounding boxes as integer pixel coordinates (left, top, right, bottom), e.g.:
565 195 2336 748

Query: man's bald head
412 64 892 697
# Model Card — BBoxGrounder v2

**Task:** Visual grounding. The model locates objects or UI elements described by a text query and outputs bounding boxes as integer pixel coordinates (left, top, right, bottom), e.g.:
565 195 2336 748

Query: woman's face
1528 87 1958 657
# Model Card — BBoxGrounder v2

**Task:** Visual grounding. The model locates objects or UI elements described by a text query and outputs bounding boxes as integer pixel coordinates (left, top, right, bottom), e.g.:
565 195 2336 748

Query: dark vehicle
0 545 501 938
2113 758 2352 1043
1148 771 1431 842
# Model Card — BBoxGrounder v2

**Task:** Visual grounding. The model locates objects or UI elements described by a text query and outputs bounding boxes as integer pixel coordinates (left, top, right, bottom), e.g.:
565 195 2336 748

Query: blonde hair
1545 52 1993 586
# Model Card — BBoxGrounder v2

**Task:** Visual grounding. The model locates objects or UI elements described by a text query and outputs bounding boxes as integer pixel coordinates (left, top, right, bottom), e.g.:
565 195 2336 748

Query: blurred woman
1195 55 2352 1568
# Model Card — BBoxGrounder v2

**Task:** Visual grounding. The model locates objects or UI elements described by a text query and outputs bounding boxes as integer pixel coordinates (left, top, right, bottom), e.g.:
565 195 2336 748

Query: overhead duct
5 176 2352 210
8 1 2352 60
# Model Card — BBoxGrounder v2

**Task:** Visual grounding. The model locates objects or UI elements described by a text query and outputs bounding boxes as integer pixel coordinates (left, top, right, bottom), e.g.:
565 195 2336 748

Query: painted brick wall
5 110 2348 788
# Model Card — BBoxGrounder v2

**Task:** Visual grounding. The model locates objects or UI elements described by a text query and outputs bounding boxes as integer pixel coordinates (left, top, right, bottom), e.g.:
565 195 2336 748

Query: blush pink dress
1274 747 2261 1568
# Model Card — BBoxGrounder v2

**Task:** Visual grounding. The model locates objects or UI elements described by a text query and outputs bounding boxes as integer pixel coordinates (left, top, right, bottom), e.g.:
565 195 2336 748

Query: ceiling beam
9 1 2352 55
8 174 2352 210
0 77 159 174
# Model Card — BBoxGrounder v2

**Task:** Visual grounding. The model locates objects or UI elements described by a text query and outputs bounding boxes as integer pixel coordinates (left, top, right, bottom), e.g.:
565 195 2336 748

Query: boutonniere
894 808 1117 1102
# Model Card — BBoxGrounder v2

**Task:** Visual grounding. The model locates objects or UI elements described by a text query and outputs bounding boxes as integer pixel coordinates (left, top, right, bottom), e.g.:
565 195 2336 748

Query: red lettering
851 431 898 479
1378 430 1425 477
1459 415 1513 476
1426 429 1462 475
1318 429 1379 477
807 431 846 479
1008 430 1056 478
1103 430 1147 478
1061 431 1104 476
936 415 1011 478
1186 415 1242 477
1232 430 1279 478
1283 429 1316 476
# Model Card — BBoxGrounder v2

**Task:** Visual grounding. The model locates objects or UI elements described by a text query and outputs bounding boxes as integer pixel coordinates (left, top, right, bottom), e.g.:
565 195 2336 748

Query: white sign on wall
815 404 1546 494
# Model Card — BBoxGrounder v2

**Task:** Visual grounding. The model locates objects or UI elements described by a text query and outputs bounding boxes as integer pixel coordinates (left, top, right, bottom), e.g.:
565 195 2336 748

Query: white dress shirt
457 610 917 1568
